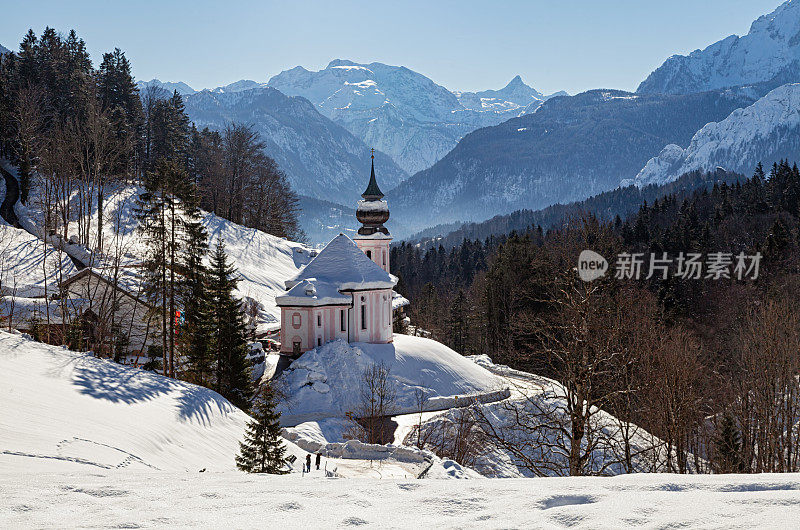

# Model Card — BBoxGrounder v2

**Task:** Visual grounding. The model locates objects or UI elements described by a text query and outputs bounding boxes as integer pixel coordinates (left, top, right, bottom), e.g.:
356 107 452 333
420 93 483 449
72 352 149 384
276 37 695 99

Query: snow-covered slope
183 86 408 206
136 78 196 96
0 223 77 298
638 0 800 94
0 330 254 472
19 184 309 333
268 60 545 174
276 335 507 426
629 83 800 187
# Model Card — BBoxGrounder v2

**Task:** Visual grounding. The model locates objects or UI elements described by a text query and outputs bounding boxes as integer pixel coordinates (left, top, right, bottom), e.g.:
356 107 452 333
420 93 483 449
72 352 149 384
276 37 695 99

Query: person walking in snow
305 453 312 473
315 453 321 470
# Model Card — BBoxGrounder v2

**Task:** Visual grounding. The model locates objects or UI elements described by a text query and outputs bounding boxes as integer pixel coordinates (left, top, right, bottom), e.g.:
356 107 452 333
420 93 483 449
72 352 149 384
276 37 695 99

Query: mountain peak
505 75 525 89
638 0 800 94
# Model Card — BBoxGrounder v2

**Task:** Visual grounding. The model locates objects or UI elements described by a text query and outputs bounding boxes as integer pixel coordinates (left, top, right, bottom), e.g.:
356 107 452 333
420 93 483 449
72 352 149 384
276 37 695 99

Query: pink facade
354 237 391 273
279 288 394 355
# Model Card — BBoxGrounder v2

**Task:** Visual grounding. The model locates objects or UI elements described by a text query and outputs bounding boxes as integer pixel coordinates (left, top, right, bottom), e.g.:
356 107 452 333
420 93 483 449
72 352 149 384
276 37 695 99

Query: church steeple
355 149 390 236
362 149 384 201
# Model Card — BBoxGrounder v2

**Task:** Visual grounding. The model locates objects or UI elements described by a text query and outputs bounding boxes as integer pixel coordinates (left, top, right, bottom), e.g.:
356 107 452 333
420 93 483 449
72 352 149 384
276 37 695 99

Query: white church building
276 154 399 357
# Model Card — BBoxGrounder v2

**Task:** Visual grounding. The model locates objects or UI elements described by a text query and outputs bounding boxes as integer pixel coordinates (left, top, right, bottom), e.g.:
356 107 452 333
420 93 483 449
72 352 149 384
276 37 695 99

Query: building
276 153 398 357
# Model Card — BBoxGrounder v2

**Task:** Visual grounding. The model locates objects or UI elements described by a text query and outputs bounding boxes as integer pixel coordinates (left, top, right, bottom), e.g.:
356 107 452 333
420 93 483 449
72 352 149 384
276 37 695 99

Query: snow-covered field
4 471 800 528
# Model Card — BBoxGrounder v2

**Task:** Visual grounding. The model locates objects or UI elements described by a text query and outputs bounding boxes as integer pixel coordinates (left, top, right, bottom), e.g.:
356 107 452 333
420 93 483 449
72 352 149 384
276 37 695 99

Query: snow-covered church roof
276 234 395 307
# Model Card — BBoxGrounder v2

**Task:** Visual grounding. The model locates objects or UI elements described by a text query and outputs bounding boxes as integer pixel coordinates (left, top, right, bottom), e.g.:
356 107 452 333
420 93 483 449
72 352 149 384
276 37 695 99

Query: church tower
354 150 392 273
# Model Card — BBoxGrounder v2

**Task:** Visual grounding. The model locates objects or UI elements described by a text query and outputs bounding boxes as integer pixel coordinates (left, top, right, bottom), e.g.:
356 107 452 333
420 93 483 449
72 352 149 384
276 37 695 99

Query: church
276 153 398 357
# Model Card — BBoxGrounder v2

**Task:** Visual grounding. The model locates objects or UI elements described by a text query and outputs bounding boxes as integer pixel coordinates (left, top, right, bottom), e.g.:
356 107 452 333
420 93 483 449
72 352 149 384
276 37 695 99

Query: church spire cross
362 148 383 200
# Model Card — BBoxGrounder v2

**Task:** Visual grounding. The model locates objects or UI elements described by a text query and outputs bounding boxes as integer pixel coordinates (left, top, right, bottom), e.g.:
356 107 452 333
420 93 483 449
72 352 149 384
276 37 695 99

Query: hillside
630 83 800 187
0 330 256 472
276 335 507 426
404 168 744 251
268 60 544 174
183 86 408 206
638 0 800 95
388 88 761 235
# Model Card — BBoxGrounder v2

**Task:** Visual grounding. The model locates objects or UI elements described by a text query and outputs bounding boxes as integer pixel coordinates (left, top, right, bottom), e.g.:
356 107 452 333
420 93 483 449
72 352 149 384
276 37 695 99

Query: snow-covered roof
276 234 395 307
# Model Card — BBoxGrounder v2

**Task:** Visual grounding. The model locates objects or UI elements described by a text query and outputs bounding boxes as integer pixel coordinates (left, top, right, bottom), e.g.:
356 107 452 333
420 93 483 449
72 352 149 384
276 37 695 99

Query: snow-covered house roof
276 234 395 307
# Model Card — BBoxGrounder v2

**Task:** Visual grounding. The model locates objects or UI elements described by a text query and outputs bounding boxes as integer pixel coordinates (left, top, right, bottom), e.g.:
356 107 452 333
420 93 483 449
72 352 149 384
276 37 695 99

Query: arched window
361 304 367 330
366 250 372 260
382 250 387 268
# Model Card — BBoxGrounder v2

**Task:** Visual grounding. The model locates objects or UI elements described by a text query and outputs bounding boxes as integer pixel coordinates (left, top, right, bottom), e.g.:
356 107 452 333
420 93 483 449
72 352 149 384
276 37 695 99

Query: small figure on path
306 453 312 473
315 453 321 470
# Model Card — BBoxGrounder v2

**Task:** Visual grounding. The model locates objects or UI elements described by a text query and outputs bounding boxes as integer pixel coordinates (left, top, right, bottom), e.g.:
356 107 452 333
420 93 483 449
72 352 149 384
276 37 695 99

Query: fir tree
208 239 252 410
713 413 743 473
235 384 288 474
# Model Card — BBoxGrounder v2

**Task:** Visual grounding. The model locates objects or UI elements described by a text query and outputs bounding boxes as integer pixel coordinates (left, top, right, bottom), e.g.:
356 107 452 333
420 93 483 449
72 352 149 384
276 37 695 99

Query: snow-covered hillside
638 0 800 94
183 86 408 206
629 83 800 187
267 60 546 174
0 330 254 472
17 183 309 333
276 335 507 426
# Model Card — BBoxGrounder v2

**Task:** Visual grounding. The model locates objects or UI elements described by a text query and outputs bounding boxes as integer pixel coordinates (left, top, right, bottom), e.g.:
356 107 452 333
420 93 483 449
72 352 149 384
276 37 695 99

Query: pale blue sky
0 0 784 94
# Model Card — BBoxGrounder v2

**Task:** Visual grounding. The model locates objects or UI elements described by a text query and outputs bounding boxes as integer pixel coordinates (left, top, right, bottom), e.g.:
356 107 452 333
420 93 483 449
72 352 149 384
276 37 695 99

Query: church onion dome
356 151 390 235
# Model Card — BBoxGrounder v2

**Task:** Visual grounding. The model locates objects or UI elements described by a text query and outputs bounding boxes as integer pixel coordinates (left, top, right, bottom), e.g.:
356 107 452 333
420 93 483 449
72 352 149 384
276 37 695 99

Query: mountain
387 88 762 236
183 86 407 206
268 60 546 174
0 43 10 55
629 83 800 187
638 0 800 95
210 79 264 93
453 75 544 112
136 78 196 95
405 168 744 251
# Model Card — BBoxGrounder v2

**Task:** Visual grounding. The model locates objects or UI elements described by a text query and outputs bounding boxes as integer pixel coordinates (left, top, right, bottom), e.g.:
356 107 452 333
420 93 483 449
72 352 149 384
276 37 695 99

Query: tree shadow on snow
65 351 236 425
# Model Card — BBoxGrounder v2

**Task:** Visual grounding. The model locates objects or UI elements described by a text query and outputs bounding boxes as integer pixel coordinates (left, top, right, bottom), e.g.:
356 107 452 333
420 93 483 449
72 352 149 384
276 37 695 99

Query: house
276 153 399 357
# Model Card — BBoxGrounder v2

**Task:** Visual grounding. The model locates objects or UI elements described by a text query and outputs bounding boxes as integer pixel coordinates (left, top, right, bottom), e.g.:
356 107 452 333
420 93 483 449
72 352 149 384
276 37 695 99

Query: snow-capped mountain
136 78 196 96
387 88 761 236
267 60 546 174
183 86 407 206
210 79 264 93
638 0 800 94
629 83 800 187
453 75 544 112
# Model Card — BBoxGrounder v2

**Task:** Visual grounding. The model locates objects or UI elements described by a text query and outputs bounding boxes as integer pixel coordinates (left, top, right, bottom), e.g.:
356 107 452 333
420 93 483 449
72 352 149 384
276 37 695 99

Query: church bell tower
354 149 392 273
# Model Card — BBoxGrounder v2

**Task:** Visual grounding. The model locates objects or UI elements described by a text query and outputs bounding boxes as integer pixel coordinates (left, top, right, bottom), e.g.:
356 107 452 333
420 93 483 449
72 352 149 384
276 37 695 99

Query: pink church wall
354 238 391 273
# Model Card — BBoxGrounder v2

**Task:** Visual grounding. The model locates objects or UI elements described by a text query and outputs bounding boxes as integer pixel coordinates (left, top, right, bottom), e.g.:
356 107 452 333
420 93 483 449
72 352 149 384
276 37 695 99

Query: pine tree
179 193 213 386
235 384 288 474
713 413 742 473
208 239 252 410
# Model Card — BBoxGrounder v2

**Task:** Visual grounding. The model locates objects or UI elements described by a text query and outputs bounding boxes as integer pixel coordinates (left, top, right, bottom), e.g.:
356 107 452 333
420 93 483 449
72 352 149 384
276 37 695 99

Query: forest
394 161 800 473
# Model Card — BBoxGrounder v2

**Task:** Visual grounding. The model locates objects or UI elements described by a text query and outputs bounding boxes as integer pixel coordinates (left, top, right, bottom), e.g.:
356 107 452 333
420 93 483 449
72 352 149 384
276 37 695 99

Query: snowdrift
0 330 257 472
276 334 507 425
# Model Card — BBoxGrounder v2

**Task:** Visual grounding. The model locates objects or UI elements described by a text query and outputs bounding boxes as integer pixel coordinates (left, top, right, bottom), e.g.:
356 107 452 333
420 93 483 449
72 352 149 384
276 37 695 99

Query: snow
0 224 78 298
275 334 507 426
638 0 800 94
0 330 468 480
629 83 800 187
5 471 800 527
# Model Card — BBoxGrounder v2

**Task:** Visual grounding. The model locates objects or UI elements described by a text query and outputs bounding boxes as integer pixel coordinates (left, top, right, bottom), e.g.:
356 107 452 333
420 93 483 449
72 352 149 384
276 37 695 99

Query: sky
0 0 785 95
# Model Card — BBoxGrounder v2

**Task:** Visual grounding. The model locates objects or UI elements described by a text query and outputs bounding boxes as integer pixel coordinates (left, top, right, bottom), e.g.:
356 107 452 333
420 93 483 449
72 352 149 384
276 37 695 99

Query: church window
361 304 367 330
383 251 386 267
317 337 322 347
340 309 346 332
292 313 301 328
366 250 372 260
317 314 321 327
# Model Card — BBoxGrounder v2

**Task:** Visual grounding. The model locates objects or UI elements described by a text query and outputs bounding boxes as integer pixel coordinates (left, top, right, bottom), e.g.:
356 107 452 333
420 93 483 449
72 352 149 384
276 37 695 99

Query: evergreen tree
713 413 743 473
208 239 252 410
235 384 288 474
447 289 469 353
